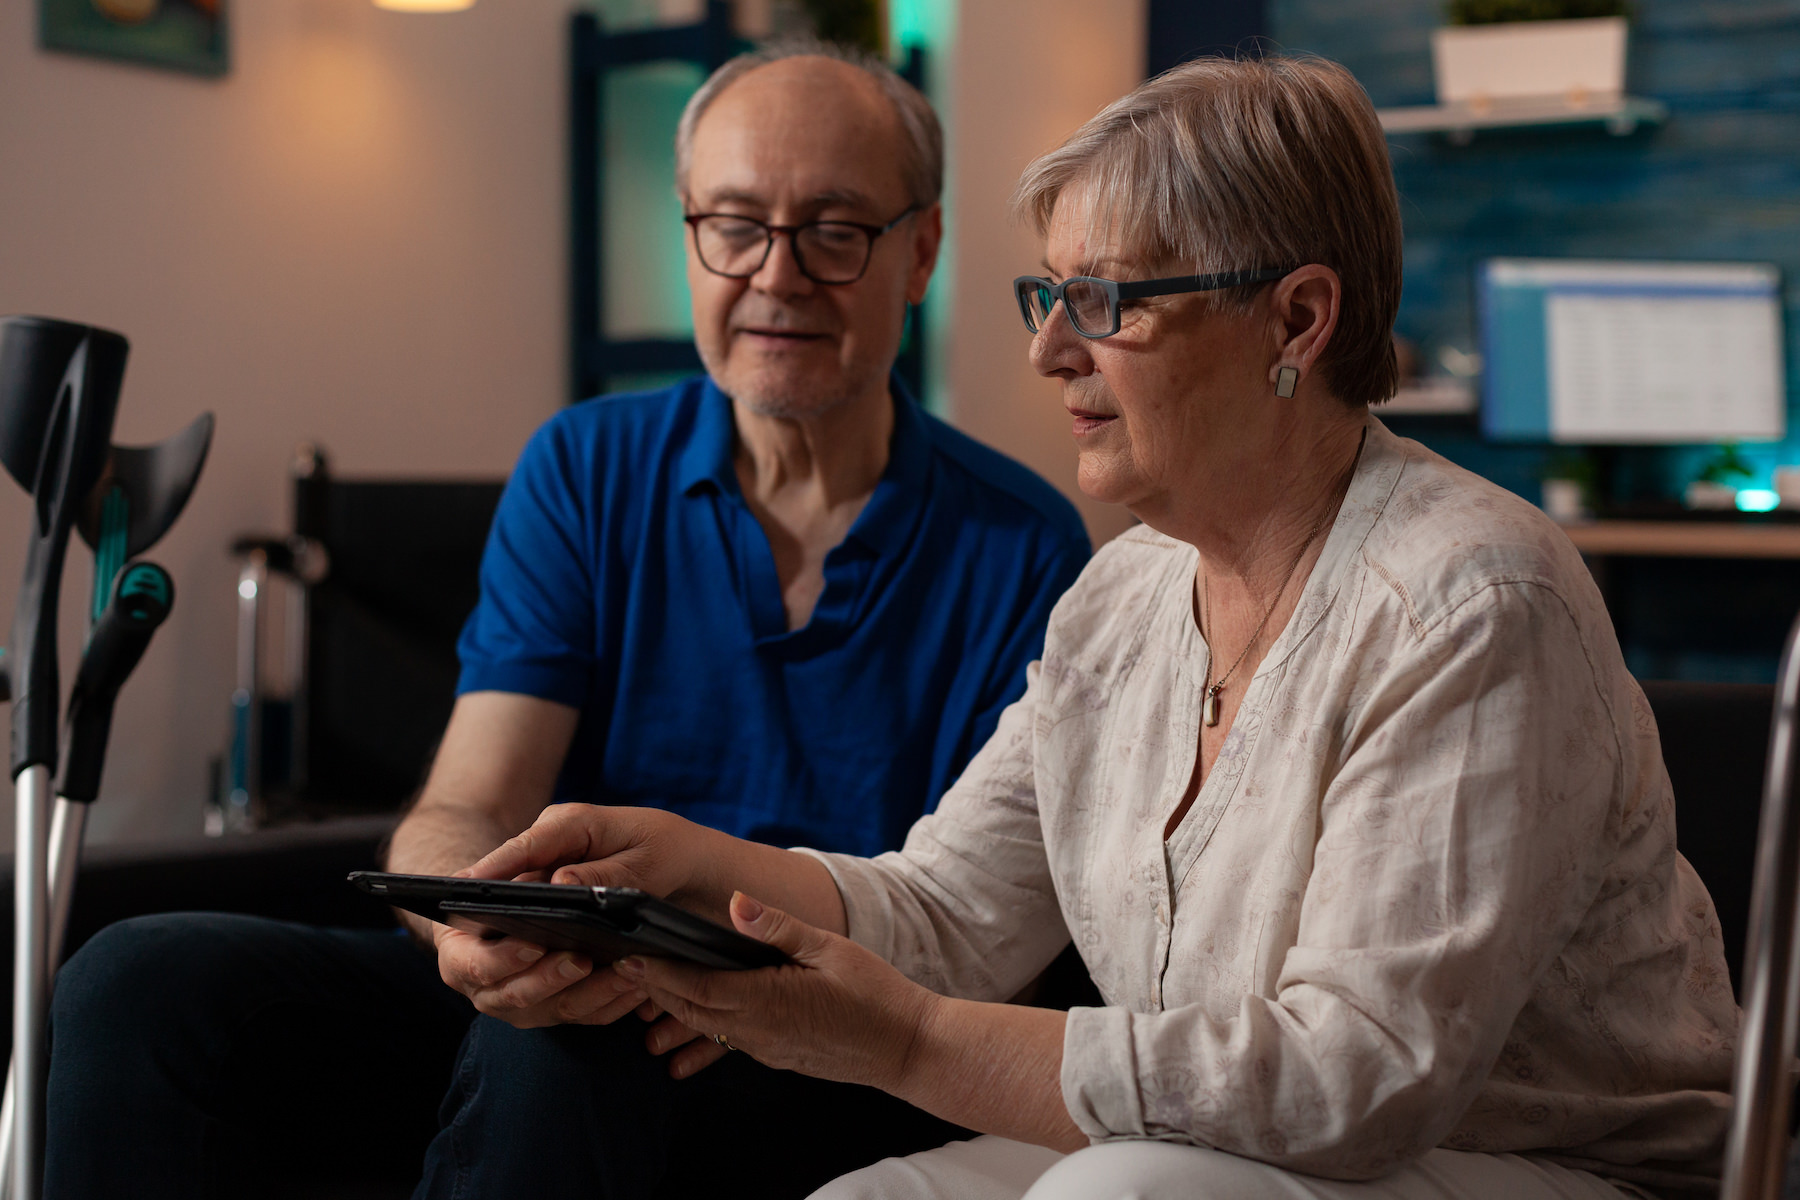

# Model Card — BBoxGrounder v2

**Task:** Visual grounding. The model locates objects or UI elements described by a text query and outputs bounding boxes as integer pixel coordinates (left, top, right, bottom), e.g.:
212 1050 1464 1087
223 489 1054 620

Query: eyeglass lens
692 216 874 284
1020 279 1115 337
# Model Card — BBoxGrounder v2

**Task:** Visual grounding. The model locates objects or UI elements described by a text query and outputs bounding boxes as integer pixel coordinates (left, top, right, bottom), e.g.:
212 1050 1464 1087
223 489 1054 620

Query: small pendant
1203 684 1222 727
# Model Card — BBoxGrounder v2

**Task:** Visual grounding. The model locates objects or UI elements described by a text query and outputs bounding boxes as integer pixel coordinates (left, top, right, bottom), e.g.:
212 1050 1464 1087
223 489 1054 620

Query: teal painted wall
602 59 703 345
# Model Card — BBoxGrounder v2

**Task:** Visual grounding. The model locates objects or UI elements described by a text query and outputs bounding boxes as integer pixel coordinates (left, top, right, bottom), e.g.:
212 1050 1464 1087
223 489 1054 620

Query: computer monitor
1477 258 1785 444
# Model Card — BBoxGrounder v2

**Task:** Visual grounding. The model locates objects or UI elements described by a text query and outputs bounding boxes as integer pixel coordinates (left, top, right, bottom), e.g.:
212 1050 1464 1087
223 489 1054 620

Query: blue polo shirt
457 375 1090 858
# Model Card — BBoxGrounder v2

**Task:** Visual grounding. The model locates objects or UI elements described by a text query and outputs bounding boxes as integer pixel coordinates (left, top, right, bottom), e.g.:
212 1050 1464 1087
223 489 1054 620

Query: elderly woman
467 55 1736 1199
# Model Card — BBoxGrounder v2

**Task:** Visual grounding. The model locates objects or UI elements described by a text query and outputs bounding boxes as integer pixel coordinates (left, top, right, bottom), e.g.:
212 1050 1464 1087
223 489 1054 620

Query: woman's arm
901 996 1084 1151
463 805 852 1076
622 892 1086 1152
477 655 1074 1007
471 645 1074 1086
463 803 848 933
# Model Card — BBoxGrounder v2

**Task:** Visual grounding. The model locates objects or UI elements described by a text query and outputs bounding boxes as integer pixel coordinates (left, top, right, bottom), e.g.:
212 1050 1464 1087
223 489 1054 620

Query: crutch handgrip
55 563 172 804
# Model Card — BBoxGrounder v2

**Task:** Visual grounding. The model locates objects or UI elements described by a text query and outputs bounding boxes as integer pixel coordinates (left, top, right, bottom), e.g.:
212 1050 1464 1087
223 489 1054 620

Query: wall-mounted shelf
1376 94 1668 143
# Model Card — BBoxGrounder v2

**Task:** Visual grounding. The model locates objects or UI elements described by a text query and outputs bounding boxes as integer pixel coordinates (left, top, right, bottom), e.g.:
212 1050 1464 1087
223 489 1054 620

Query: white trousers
808 1136 1652 1200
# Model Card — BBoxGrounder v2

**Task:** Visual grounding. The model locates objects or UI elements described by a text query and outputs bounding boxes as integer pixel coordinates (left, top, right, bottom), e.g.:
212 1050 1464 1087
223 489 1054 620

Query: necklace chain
1201 515 1325 727
1201 437 1364 729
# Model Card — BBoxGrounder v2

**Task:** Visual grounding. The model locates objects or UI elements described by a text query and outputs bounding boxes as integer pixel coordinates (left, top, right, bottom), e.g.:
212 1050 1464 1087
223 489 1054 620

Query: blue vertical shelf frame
570 7 930 403
570 2 735 402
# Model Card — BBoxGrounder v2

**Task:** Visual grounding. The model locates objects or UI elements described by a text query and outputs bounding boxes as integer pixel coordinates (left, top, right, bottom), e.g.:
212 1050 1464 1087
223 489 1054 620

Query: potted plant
1539 449 1597 522
1687 443 1753 511
1433 0 1631 111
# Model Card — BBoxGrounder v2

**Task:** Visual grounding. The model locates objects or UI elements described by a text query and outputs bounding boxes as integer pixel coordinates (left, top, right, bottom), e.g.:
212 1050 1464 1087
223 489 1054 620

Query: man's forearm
384 800 529 941
384 692 582 942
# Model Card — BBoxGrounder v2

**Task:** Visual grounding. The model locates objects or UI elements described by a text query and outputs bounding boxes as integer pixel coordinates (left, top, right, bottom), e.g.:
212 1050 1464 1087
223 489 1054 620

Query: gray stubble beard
702 349 889 423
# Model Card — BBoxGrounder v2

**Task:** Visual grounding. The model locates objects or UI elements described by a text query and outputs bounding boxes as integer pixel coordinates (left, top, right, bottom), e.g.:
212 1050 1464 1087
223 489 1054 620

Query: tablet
348 871 788 970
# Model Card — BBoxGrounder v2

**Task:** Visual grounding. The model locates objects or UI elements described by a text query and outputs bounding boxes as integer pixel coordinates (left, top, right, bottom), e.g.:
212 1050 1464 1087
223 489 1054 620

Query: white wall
0 0 1145 846
944 0 1142 548
0 0 571 845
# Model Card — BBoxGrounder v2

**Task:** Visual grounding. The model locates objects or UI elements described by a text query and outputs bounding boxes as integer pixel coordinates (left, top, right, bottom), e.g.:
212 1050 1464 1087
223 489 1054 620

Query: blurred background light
373 0 476 12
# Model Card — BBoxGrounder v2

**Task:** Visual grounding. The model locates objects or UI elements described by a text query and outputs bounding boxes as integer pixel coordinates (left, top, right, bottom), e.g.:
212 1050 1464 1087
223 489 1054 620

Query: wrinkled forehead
685 57 910 213
1042 177 1163 279
1036 164 1216 282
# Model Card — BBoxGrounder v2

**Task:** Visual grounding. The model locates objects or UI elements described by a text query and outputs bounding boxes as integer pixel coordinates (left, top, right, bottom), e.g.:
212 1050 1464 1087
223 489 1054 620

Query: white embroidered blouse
800 416 1738 1187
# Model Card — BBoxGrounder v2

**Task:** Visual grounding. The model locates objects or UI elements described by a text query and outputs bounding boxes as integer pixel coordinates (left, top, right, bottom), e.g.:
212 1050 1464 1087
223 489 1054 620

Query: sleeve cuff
1061 1005 1148 1141
457 658 590 708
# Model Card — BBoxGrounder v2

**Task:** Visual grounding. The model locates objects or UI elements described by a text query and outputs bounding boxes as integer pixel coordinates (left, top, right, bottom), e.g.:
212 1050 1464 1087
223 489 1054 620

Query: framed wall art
40 0 229 79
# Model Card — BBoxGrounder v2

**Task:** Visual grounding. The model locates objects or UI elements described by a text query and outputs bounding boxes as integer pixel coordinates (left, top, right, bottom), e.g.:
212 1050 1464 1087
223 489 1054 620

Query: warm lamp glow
373 0 476 10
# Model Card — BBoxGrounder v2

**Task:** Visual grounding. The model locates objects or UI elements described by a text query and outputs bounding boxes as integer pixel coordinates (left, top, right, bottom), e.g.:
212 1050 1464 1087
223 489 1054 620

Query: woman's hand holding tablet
347 872 789 970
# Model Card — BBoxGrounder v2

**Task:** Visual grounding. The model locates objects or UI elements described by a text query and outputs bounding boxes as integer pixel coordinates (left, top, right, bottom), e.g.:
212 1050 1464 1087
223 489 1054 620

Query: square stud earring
1275 366 1299 398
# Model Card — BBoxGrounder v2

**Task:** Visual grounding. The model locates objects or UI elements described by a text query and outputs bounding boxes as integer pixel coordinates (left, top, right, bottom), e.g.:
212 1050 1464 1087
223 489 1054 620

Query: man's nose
1027 303 1092 379
749 229 815 300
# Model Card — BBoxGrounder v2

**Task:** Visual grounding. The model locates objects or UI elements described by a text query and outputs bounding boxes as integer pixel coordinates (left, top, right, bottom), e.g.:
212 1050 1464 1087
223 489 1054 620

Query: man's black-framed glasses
685 207 920 285
1012 268 1293 339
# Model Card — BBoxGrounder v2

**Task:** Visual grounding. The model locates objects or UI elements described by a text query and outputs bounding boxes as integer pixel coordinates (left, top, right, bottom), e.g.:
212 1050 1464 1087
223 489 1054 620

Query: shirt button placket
1152 848 1175 1010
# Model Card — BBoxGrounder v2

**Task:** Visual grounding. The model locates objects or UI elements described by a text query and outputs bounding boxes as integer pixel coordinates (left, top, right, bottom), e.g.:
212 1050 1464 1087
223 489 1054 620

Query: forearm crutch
0 566 173 1200
0 315 211 1200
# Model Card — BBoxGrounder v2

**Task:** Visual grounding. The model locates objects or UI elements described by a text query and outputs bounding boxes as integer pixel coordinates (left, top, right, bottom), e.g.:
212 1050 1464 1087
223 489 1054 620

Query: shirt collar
674 375 739 497
1259 411 1405 676
675 373 933 558
844 372 930 557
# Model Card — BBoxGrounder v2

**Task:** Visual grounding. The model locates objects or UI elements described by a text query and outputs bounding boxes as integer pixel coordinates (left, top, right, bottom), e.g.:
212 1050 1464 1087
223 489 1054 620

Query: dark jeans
45 913 967 1199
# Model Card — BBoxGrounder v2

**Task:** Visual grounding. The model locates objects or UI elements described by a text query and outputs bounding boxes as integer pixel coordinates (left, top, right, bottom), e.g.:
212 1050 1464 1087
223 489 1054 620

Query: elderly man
45 40 1088 1200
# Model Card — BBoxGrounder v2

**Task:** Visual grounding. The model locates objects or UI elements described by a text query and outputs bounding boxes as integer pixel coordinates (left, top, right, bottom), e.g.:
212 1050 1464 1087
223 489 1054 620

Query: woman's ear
1266 265 1342 392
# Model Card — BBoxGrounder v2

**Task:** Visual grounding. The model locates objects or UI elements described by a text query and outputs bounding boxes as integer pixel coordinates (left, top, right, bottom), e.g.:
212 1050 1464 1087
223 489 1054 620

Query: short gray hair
674 37 944 210
1013 55 1403 409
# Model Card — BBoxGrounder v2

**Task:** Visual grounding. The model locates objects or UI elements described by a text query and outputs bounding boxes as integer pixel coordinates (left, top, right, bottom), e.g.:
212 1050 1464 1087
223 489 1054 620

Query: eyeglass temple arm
1113 268 1294 299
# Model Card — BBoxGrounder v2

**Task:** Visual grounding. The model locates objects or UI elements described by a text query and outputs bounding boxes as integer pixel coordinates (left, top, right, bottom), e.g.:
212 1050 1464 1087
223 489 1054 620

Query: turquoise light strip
92 486 129 624
889 0 951 50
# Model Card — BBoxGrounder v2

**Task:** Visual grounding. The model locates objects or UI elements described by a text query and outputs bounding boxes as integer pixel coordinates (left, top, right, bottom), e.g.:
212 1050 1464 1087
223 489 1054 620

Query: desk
1558 521 1800 681
78 812 398 870
1560 520 1800 560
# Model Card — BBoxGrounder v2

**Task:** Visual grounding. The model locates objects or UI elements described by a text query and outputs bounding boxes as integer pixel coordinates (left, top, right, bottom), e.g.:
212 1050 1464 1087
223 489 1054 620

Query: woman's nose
1028 305 1093 379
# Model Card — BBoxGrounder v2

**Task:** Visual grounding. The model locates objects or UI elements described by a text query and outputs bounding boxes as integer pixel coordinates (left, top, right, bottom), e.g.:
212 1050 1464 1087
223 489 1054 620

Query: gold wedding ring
711 1032 735 1051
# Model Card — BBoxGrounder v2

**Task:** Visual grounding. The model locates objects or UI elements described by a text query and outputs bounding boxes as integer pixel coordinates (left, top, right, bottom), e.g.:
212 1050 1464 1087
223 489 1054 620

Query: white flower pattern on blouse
799 415 1738 1188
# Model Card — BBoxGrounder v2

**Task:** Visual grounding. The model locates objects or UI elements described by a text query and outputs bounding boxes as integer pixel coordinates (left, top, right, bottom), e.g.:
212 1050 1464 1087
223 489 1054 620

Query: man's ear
1266 264 1342 391
906 203 945 306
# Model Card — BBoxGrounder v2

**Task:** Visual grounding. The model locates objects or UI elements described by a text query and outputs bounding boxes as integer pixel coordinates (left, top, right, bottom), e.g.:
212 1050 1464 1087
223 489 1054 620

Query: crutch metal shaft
10 766 51 1200
0 798 86 1200
1721 611 1800 1200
